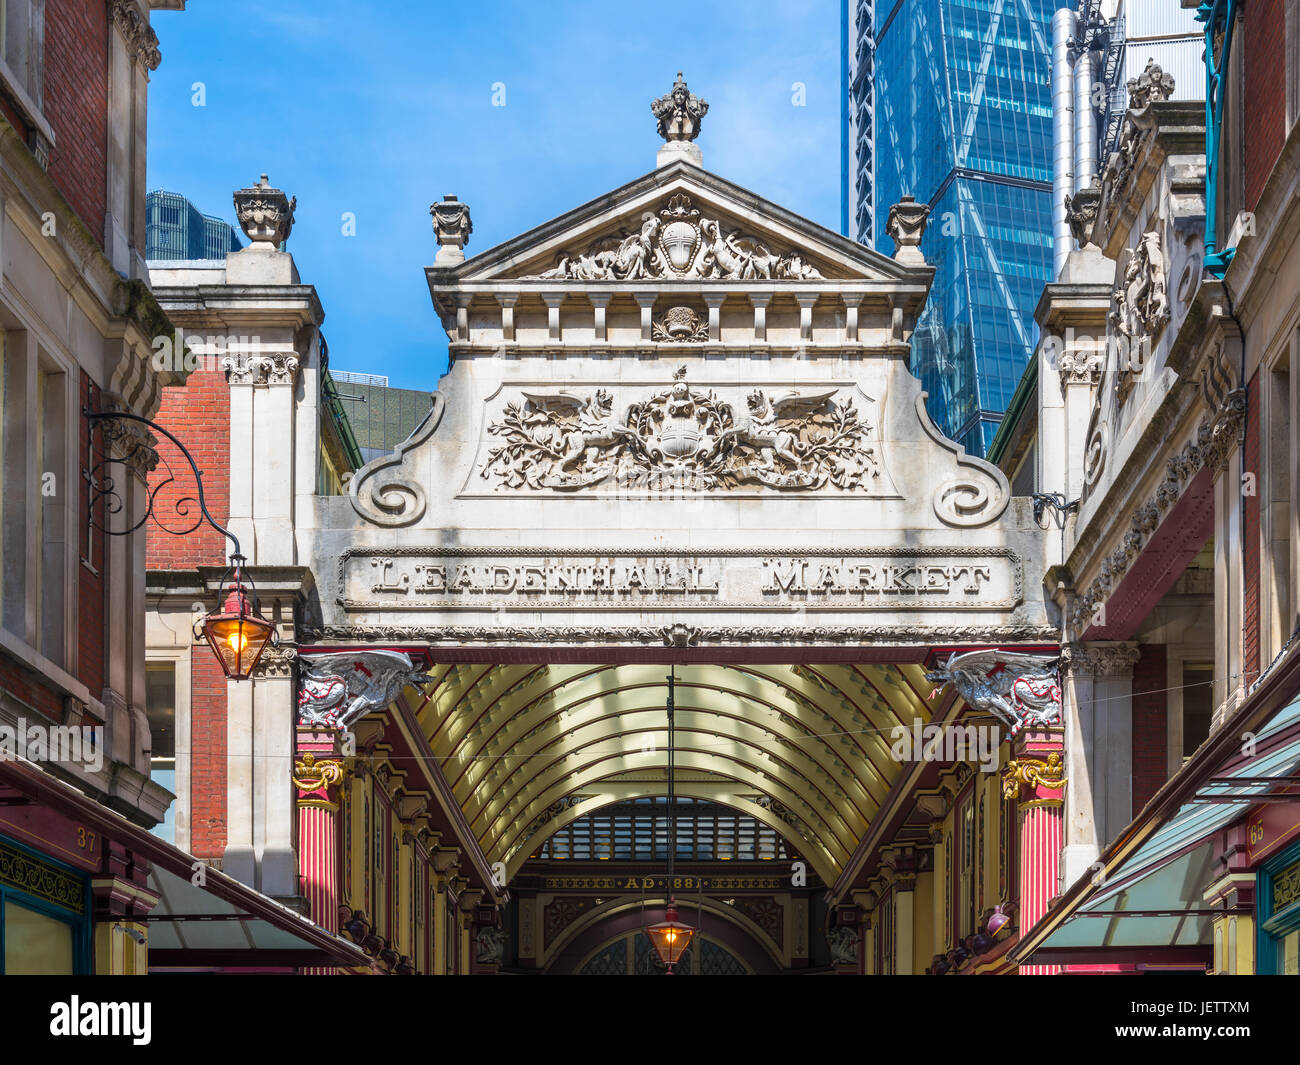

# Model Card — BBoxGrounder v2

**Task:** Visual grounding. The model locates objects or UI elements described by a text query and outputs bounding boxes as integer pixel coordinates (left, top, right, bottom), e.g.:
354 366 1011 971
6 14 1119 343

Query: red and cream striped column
294 728 347 974
1004 728 1065 975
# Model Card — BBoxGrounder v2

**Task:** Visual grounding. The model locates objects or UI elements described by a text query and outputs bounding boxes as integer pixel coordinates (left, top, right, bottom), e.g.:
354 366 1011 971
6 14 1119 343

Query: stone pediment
304 154 1053 650
430 162 925 290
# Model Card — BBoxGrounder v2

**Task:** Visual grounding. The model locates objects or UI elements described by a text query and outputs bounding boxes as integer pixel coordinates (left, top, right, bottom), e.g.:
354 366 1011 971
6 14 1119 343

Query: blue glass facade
866 0 1065 456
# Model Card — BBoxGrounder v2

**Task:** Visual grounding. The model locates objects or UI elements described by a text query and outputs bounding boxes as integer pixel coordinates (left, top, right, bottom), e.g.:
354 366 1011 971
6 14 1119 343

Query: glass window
1182 663 1214 760
3 897 74 974
146 662 177 842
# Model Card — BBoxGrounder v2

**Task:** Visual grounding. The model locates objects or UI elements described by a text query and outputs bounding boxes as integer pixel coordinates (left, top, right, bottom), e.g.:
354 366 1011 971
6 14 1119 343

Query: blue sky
147 0 842 390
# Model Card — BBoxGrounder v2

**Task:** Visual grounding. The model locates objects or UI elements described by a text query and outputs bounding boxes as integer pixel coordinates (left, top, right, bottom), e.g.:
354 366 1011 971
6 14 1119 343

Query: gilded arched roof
404 661 938 884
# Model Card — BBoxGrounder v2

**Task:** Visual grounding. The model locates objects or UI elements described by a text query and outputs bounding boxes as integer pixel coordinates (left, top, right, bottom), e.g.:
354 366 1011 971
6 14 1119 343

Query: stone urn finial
233 173 296 246
652 72 708 169
431 195 472 265
886 196 930 265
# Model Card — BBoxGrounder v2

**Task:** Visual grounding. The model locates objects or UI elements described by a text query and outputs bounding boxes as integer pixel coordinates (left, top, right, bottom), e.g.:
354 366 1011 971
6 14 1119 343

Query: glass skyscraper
145 189 243 262
845 0 1067 456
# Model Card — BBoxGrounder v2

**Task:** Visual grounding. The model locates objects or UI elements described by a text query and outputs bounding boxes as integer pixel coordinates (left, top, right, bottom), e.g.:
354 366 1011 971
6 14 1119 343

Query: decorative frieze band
299 622 1062 647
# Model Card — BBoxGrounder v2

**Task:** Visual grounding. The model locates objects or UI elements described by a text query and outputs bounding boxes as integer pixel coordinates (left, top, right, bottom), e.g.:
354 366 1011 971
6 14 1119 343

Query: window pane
4 899 74 975
145 663 176 762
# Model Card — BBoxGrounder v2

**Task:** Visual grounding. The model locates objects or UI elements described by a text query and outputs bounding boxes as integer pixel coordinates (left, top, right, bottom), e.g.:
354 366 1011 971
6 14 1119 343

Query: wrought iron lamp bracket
1030 492 1079 529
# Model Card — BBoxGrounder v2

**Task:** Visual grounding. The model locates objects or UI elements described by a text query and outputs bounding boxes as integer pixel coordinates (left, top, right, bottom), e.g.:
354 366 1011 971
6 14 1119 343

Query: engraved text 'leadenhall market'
354 552 1018 606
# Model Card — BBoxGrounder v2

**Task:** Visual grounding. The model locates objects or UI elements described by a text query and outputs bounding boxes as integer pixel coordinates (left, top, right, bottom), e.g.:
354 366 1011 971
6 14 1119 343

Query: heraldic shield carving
479 366 882 493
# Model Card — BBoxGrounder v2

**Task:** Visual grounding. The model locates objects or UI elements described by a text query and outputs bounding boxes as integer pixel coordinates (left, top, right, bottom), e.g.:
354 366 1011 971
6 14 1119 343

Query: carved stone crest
480 366 880 492
652 305 709 342
527 194 822 281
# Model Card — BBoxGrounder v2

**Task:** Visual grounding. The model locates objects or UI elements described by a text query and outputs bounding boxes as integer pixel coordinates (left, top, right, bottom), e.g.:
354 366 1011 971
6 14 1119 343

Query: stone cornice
1095 101 1205 260
150 284 326 330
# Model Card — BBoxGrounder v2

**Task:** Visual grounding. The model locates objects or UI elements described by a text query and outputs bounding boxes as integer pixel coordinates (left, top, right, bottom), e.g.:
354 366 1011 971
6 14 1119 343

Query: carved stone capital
431 196 472 265
1059 642 1140 677
1058 349 1104 386
432 847 461 876
221 352 261 385
111 418 159 481
259 352 301 386
233 174 296 245
253 645 297 678
110 1 161 71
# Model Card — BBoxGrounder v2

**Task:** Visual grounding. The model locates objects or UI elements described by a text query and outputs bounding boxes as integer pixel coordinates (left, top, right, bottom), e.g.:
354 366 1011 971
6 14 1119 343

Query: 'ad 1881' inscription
341 549 1021 611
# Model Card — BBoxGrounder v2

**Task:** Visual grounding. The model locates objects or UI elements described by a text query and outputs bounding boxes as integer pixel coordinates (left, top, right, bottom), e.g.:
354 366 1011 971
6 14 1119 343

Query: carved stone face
746 389 768 414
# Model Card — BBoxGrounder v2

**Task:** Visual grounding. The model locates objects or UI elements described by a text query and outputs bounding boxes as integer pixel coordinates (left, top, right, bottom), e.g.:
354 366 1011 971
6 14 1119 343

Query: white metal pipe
1051 8 1077 279
1074 44 1099 196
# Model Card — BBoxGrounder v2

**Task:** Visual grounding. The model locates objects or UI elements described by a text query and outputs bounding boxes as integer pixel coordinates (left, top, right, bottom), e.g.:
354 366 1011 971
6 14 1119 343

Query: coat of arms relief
480 367 881 492
524 194 823 282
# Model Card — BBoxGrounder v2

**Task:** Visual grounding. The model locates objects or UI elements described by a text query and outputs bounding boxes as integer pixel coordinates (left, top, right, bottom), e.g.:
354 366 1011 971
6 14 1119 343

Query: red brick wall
188 648 228 857
146 371 231 568
147 371 232 857
0 655 64 721
78 372 106 699
1242 370 1261 685
43 0 109 248
1244 0 1287 211
1132 644 1168 813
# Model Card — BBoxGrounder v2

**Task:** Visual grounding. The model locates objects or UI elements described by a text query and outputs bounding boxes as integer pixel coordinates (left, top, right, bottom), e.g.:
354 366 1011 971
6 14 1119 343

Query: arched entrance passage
406 658 943 887
542 898 782 975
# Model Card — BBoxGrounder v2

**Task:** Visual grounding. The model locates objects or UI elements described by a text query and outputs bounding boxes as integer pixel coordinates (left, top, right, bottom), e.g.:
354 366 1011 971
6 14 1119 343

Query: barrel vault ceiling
399 662 939 884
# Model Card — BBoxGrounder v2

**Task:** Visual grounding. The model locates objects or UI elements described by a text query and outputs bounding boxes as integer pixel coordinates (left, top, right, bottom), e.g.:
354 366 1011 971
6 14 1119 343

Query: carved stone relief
1108 226 1168 399
524 194 823 281
478 366 880 493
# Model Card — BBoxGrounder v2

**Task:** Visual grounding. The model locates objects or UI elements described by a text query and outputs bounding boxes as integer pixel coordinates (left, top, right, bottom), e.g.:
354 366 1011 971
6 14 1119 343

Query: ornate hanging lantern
196 555 277 680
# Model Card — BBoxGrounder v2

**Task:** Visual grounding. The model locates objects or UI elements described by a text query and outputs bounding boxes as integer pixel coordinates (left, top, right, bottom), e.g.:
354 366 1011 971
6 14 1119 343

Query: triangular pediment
438 162 920 285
